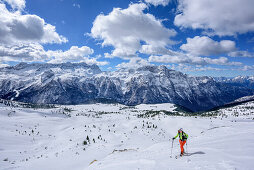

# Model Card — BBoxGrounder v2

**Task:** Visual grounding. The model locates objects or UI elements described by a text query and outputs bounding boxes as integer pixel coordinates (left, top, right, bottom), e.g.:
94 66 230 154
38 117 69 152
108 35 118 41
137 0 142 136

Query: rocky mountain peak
0 62 254 112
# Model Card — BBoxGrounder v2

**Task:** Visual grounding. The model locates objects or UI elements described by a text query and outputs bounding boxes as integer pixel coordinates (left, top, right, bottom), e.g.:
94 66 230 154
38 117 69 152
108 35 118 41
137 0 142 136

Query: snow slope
0 101 254 170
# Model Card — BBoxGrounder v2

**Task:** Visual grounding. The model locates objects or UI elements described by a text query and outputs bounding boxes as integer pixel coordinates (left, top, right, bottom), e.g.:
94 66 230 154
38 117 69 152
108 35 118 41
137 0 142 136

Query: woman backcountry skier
172 128 188 156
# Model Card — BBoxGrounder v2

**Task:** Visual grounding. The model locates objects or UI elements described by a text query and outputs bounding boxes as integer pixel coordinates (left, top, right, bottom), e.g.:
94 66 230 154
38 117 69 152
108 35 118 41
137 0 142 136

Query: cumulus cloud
139 45 171 55
0 44 108 65
91 3 176 58
104 52 115 59
149 54 242 66
47 46 94 63
229 51 254 58
0 0 109 66
174 0 254 36
144 0 170 6
0 2 67 44
180 36 236 56
47 46 109 65
0 43 49 62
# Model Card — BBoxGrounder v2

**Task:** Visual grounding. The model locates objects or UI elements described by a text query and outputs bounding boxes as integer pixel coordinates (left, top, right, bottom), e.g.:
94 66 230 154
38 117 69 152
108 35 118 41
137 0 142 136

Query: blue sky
0 0 254 77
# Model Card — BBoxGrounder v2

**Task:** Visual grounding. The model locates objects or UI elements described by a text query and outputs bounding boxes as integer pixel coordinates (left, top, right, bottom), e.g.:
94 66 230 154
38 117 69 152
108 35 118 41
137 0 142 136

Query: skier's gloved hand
172 137 175 140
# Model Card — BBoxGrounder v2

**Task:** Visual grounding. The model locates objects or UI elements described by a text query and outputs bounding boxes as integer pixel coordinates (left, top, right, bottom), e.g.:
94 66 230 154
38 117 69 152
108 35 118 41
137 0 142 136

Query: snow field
0 102 254 170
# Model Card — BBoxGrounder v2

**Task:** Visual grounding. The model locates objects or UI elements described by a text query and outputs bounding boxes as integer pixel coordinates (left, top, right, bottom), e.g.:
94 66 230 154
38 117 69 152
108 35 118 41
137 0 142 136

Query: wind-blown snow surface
0 102 254 170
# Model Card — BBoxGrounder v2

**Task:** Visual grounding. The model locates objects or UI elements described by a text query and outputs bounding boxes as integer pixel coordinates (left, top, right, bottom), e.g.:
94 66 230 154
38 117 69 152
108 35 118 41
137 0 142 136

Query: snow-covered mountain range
215 76 254 89
0 62 253 111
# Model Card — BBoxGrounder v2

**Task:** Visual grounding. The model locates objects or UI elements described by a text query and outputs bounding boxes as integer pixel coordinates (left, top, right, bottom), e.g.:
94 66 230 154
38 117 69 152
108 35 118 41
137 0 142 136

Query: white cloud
171 64 226 72
2 0 25 10
116 57 151 69
229 51 254 58
0 44 108 65
0 1 108 66
47 46 94 63
0 43 49 62
104 53 115 59
149 54 242 66
144 0 170 6
144 39 241 66
193 66 225 71
180 36 236 56
0 63 9 68
139 45 170 55
91 3 176 58
240 65 254 71
174 0 254 36
47 46 109 66
170 63 254 72
0 2 67 44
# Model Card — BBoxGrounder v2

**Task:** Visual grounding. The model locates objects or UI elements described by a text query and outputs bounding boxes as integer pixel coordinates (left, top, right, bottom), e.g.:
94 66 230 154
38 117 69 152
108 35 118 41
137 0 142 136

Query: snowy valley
1 99 254 170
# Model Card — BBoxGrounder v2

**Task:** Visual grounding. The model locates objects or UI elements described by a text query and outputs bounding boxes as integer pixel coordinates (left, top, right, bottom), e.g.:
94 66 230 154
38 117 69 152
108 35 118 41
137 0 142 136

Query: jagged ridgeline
0 62 253 112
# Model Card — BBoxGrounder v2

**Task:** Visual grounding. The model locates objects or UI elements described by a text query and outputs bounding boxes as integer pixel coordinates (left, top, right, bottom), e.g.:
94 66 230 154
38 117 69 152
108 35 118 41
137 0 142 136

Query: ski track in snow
0 102 254 170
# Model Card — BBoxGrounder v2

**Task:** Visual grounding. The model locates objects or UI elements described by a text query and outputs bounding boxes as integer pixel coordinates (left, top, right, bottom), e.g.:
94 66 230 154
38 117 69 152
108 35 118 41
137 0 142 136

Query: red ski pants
179 140 186 154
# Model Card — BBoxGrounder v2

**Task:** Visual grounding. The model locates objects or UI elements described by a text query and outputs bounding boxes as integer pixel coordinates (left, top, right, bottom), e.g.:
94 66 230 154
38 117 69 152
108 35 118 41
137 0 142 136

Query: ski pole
186 141 188 154
170 139 174 158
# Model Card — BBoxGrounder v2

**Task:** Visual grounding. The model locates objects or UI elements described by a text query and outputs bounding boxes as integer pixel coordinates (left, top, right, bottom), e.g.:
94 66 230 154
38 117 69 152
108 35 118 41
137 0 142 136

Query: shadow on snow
186 151 205 156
